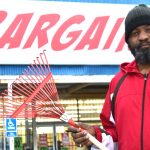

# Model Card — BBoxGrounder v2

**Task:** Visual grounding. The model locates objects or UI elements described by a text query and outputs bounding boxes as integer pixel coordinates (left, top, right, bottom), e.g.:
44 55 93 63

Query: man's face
128 25 150 65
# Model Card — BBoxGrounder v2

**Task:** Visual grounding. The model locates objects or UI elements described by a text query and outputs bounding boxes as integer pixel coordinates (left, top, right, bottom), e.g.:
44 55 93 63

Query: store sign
0 0 135 65
39 134 48 147
14 137 23 150
61 133 70 146
6 118 17 137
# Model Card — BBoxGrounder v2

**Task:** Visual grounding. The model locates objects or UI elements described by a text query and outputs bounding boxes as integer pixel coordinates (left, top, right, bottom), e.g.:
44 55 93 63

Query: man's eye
146 28 150 33
130 32 138 37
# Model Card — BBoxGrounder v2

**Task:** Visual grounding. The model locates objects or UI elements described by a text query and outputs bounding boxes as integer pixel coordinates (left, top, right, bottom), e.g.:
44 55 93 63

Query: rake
0 50 107 150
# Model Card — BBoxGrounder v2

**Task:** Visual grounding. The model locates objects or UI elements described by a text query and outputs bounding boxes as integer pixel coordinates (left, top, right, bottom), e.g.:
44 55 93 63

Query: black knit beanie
125 4 150 43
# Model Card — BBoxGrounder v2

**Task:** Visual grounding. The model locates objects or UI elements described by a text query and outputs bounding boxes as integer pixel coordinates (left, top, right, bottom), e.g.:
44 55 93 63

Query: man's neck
138 64 150 74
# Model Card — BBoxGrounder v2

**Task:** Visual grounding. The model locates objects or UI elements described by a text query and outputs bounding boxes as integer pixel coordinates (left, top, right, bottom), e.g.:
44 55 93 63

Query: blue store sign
6 118 17 137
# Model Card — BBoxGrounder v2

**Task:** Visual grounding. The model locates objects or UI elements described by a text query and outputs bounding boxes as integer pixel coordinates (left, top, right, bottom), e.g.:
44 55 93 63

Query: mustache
136 41 150 49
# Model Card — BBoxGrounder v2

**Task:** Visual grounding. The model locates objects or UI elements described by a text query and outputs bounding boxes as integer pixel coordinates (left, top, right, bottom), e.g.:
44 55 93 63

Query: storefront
0 64 115 150
0 0 142 149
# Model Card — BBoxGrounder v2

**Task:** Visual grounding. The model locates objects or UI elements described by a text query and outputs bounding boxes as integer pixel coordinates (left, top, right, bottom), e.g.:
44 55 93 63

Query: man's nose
138 31 149 41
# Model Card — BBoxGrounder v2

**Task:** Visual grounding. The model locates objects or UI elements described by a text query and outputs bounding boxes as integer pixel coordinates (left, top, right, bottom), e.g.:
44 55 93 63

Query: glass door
36 123 85 150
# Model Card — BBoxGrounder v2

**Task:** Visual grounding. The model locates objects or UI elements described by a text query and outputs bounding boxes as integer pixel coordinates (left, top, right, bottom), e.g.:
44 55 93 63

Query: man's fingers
67 125 80 133
67 123 93 148
72 130 89 145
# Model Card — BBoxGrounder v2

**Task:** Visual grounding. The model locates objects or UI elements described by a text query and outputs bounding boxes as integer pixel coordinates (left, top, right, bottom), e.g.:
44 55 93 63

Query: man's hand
67 122 95 147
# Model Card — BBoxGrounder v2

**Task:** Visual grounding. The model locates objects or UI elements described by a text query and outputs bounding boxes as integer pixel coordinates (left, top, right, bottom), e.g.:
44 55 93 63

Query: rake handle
68 119 108 150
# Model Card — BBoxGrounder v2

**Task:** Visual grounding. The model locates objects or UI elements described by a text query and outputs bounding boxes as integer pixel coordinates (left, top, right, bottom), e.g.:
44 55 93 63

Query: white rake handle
66 117 108 150
87 132 108 150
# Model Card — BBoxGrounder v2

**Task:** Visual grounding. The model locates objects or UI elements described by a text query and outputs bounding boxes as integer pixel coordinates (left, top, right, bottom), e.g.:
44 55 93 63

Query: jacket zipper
140 74 147 150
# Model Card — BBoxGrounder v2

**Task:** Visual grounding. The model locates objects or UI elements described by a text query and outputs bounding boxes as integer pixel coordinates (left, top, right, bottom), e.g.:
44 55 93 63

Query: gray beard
131 47 150 65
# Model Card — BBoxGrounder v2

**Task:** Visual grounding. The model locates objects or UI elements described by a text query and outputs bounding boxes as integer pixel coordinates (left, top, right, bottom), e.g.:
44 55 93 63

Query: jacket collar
120 60 140 74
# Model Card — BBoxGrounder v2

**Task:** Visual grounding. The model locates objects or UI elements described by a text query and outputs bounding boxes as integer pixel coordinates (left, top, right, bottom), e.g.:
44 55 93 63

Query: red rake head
0 50 65 119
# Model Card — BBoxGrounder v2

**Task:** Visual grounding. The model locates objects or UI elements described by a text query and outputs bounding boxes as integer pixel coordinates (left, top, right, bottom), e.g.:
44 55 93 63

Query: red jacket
95 60 150 150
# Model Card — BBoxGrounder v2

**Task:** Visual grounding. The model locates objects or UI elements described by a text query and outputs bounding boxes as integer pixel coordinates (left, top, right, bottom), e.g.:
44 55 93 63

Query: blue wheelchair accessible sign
6 118 17 137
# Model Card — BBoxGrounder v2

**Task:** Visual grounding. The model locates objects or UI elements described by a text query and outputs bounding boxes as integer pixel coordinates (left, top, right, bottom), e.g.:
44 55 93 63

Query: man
67 4 150 150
